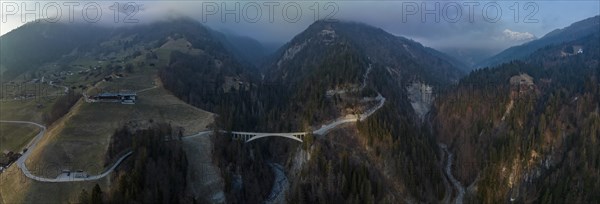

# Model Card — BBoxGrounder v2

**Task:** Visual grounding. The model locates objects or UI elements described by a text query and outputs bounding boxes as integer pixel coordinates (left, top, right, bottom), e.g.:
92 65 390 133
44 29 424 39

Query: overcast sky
1 1 598 55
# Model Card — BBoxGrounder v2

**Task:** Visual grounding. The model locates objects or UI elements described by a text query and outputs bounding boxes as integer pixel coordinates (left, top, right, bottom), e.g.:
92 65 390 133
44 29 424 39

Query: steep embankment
433 30 600 202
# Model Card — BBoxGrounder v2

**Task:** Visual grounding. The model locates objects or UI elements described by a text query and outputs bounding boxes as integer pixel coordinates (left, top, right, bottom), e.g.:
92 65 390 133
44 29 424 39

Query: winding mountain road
0 120 132 182
1 63 384 189
182 130 213 139
48 81 69 94
313 93 385 136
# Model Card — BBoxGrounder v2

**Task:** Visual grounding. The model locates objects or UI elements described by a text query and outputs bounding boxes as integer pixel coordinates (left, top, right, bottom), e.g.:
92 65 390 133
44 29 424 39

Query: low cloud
1 0 598 57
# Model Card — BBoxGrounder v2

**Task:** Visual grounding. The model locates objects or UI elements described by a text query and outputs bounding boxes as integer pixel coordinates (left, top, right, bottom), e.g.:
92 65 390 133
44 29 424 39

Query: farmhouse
93 91 137 104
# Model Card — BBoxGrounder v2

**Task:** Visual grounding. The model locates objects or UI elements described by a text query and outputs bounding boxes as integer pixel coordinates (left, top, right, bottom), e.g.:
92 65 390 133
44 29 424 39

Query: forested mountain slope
433 29 599 203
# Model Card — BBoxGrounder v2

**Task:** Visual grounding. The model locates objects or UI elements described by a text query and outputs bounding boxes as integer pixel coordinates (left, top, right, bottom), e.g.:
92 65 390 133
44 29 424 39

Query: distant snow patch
502 29 537 42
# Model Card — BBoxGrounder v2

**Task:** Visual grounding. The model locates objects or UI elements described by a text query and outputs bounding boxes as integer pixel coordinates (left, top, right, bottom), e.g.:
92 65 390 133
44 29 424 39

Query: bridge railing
226 131 308 143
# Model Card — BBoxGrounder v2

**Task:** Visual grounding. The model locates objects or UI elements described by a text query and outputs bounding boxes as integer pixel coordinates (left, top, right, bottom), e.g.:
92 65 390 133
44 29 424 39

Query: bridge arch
245 134 304 143
230 131 307 143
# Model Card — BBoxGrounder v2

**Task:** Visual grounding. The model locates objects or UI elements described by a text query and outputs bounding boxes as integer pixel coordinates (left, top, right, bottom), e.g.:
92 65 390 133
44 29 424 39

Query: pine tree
78 189 90 204
91 184 103 204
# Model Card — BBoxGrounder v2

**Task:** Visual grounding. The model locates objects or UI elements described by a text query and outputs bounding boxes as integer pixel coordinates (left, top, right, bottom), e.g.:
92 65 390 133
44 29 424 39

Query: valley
0 8 598 204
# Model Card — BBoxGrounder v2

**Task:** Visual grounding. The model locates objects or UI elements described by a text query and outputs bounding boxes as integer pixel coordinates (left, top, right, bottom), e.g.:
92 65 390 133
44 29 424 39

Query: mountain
145 19 258 110
0 18 260 203
439 47 496 69
5 15 597 204
423 47 470 73
0 23 109 81
211 30 272 67
267 20 465 88
250 20 467 202
0 19 258 111
259 20 466 128
476 15 600 68
0 18 255 79
433 23 599 202
261 41 285 56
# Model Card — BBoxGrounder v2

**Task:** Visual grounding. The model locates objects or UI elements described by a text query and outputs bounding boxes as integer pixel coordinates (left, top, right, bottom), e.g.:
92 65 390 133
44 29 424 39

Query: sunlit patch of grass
0 123 40 153
0 97 57 124
0 164 109 204
26 83 213 178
